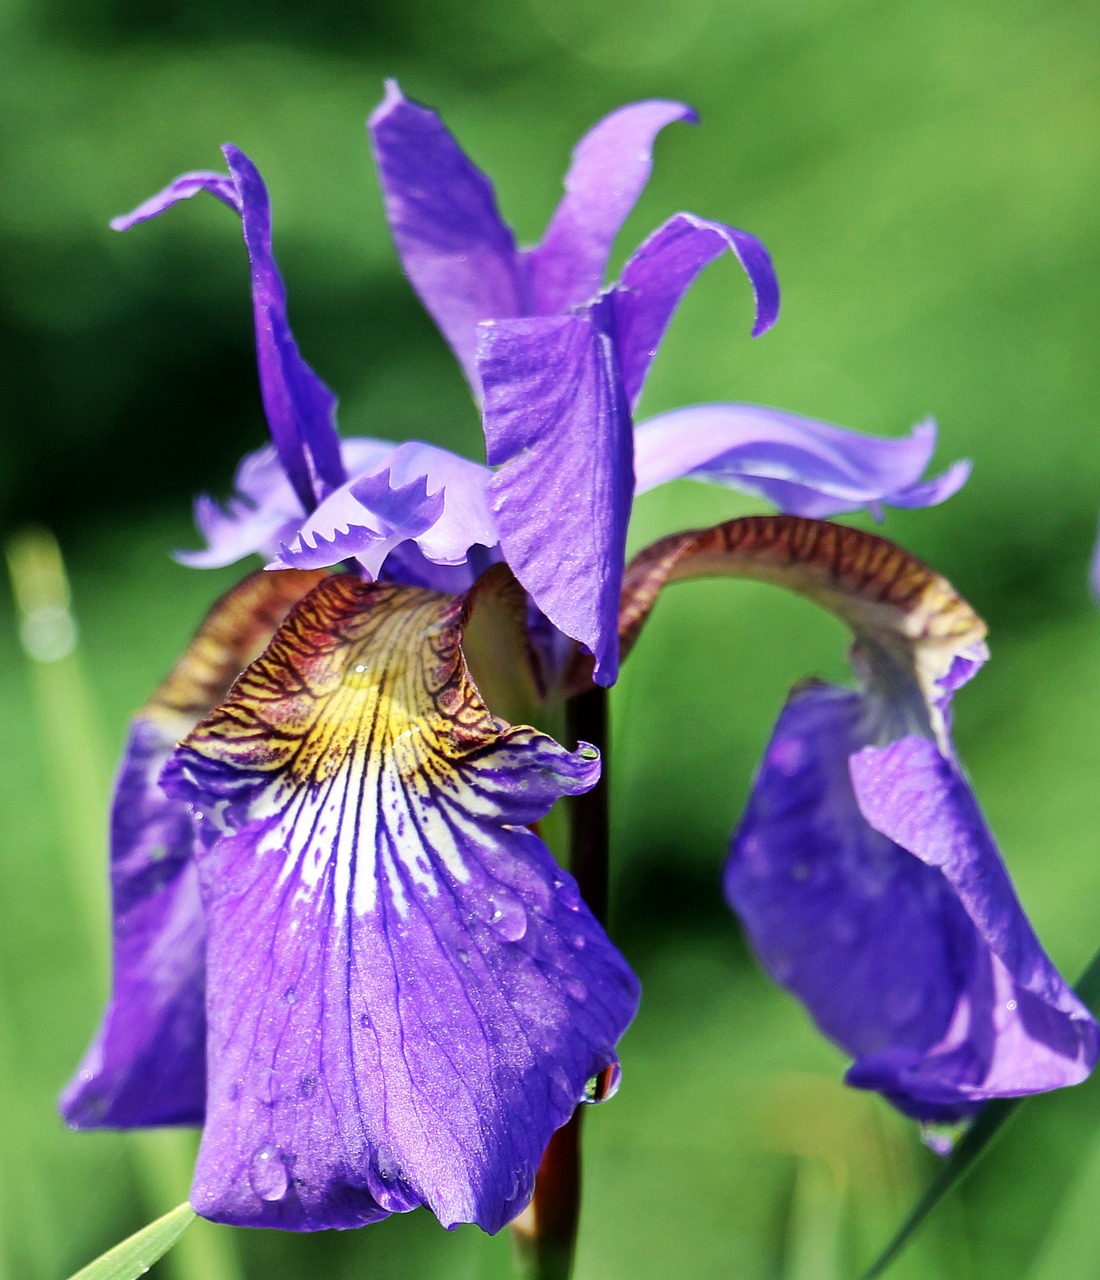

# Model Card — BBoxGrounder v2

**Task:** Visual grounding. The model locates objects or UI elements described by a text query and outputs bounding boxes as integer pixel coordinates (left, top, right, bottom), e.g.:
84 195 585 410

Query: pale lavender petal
613 212 780 407
480 310 633 686
110 171 241 230
161 575 639 1231
60 718 206 1128
177 439 398 570
525 100 697 314
633 406 970 517
222 146 345 508
270 442 496 576
369 80 524 396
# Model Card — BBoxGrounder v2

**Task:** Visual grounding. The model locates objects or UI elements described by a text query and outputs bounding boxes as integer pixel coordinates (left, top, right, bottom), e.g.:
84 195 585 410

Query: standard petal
633 406 970 517
613 212 780 407
160 571 640 1231
222 146 345 508
524 100 697 314
60 570 325 1130
725 684 977 1119
849 736 1097 1099
270 442 497 576
480 311 633 686
369 80 524 397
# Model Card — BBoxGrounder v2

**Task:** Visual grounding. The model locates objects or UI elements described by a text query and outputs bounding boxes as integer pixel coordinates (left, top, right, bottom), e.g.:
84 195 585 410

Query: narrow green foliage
64 1203 196 1280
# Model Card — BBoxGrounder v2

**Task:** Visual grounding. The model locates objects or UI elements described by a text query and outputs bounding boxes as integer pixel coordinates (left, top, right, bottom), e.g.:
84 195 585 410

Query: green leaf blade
66 1202 196 1280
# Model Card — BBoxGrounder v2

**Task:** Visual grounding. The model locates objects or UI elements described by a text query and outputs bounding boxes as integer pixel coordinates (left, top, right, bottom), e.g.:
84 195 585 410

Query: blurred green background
2 0 1099 1276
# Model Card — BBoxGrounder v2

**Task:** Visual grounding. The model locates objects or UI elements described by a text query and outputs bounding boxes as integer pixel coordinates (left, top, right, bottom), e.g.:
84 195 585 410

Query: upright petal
222 146 346 507
61 570 325 1130
633 406 970 517
160 570 640 1231
369 80 524 396
525 100 697 314
613 212 780 408
113 149 346 511
480 310 633 686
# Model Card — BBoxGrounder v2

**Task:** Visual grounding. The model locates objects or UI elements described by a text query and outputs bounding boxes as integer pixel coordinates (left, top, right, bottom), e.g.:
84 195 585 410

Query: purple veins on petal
480 310 633 687
633 406 970 518
60 569 326 1132
160 569 639 1231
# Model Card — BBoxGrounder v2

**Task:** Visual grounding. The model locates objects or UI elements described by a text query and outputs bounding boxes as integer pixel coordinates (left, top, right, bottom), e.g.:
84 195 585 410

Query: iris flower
65 86 976 1232
618 517 1098 1128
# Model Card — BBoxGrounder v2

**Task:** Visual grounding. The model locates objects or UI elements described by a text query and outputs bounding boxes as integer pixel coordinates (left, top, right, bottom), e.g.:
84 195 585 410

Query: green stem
512 684 610 1280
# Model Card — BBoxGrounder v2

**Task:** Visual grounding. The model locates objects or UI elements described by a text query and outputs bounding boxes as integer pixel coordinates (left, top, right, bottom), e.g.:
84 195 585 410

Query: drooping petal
113 149 346 512
524 100 697 314
725 684 973 1118
613 212 780 408
269 442 497 576
726 684 1096 1119
160 569 640 1232
850 737 1096 1097
480 310 633 686
369 80 524 396
177 439 402 570
61 570 325 1130
633 406 971 517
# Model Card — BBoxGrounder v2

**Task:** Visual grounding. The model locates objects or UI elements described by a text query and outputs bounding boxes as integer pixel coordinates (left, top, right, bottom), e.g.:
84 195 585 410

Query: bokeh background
2 0 1099 1276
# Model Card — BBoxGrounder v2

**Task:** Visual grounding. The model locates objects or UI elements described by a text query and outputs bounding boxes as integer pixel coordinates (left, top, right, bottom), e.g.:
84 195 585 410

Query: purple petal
524 100 697 314
727 684 1097 1119
1091 516 1100 605
270 442 497 576
369 80 524 397
60 717 207 1128
60 571 327 1131
613 212 780 408
110 171 241 230
633 406 970 516
161 574 639 1231
222 146 346 509
480 309 633 686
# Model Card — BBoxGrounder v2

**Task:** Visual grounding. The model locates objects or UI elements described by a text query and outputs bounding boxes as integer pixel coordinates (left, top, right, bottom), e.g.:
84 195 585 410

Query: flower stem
512 684 610 1280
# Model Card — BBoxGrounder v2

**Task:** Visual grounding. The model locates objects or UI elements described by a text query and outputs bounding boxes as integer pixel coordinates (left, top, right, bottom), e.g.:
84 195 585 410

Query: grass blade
65 1203 196 1280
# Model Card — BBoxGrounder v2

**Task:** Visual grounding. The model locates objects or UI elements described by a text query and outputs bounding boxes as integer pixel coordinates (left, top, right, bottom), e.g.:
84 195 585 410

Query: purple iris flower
62 145 639 1234
369 81 968 686
620 517 1098 1128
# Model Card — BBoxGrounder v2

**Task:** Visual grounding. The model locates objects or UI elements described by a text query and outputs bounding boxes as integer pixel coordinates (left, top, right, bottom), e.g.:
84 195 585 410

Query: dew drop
249 1144 289 1201
487 893 527 942
563 977 588 1003
582 1061 622 1105
299 1074 317 1099
579 745 599 761
572 933 586 950
1006 999 1018 1012
457 948 471 966
375 1145 401 1182
284 987 297 1006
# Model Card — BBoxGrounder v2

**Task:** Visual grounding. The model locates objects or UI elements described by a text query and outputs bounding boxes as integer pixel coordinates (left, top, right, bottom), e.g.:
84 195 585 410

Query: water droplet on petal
1006 999 1018 1012
284 987 297 1006
457 948 471 966
375 1145 401 1182
487 892 527 942
572 933 586 950
582 1061 622 1105
563 977 587 1003
249 1144 289 1201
